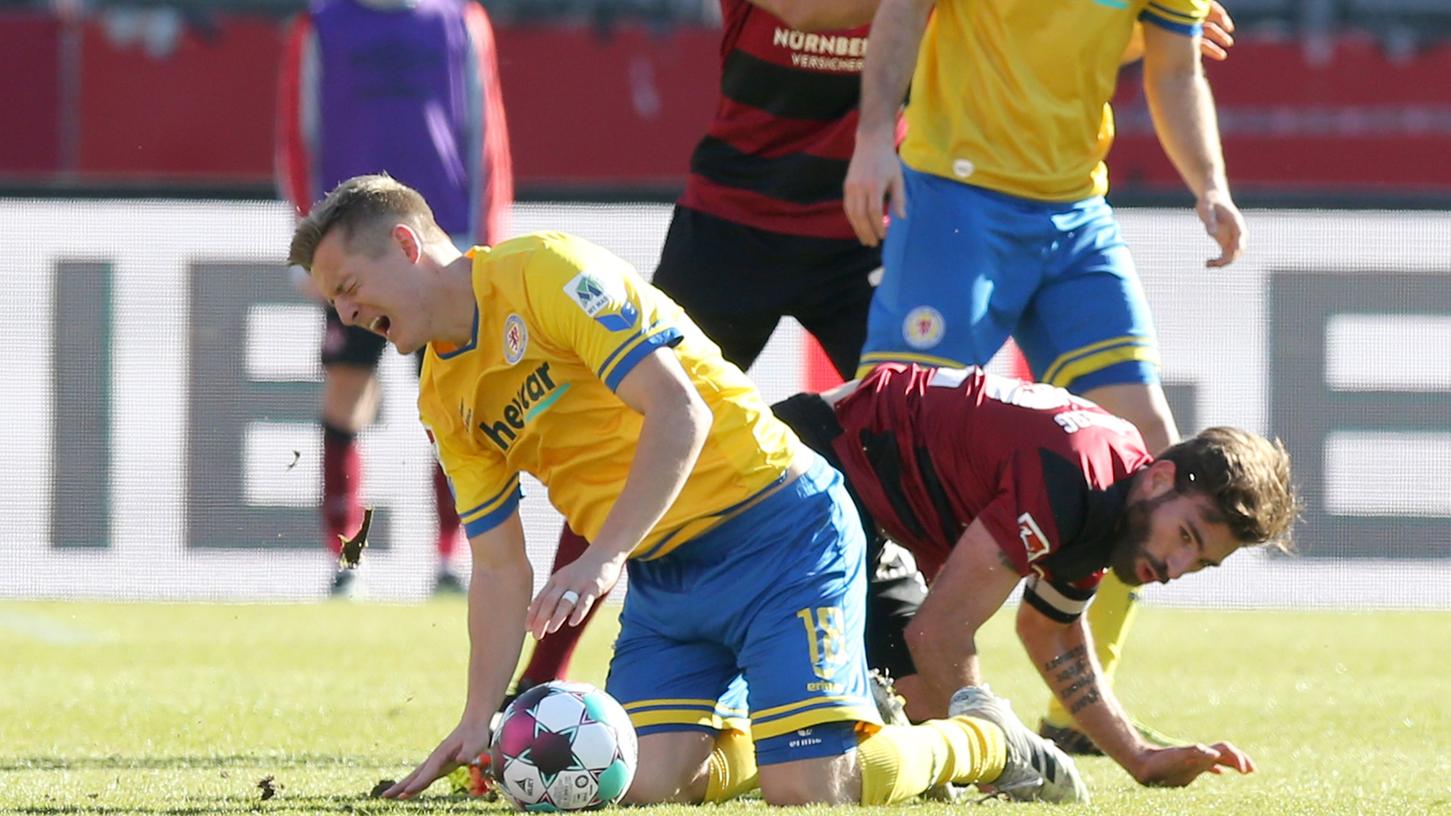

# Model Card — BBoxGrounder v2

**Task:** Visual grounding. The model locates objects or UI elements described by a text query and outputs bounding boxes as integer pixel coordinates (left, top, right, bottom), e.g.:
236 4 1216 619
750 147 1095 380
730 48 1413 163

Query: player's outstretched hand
382 718 491 800
1201 1 1235 61
526 546 624 641
1197 190 1247 268
1132 741 1256 787
843 135 906 248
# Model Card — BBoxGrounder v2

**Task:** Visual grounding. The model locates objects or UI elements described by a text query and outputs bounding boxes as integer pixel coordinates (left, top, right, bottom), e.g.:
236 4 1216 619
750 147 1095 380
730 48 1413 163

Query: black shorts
651 206 880 380
321 307 423 373
771 392 925 681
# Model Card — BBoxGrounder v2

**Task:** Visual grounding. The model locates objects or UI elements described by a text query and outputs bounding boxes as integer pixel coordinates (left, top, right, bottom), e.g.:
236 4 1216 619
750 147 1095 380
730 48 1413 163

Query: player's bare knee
622 732 712 804
759 780 815 806
620 767 693 804
758 754 858 805
621 768 705 805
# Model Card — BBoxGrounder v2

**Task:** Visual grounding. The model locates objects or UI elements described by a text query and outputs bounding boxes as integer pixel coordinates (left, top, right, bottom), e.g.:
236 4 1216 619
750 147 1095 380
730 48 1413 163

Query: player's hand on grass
1200 2 1235 61
526 546 624 640
843 133 905 248
1197 189 1247 268
382 717 492 799
1132 741 1256 787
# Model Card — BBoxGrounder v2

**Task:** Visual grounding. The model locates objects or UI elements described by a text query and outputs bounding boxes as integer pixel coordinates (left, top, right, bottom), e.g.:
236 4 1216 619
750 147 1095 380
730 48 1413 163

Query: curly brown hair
287 174 448 271
1157 426 1300 553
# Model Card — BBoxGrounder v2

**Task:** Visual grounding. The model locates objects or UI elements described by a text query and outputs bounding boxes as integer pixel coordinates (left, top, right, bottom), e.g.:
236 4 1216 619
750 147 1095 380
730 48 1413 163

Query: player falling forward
290 175 1089 805
276 0 512 597
771 363 1298 786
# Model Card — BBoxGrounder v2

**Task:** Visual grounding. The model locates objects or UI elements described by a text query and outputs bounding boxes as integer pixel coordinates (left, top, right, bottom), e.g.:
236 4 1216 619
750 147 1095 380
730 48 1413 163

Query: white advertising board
1 200 1448 608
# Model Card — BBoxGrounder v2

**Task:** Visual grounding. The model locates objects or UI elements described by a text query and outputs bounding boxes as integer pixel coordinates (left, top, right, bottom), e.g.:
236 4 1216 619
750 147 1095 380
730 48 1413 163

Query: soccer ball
490 681 638 811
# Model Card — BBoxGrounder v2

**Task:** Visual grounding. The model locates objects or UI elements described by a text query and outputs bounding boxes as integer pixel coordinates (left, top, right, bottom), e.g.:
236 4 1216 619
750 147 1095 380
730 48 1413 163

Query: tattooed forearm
1042 645 1103 715
1068 688 1102 715
1043 644 1085 671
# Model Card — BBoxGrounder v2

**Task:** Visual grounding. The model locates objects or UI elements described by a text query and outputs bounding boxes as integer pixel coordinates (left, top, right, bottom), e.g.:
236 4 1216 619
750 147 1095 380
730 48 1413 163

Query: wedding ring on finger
560 590 580 605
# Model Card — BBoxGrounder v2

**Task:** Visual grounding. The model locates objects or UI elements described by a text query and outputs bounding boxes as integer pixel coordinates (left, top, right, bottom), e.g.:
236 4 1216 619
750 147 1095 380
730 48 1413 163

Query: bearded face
1108 488 1241 587
1108 491 1176 586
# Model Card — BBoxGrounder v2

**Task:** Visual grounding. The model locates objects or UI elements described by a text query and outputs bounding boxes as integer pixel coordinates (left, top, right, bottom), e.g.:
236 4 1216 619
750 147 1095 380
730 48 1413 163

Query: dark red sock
519 524 597 684
322 422 363 556
434 464 463 560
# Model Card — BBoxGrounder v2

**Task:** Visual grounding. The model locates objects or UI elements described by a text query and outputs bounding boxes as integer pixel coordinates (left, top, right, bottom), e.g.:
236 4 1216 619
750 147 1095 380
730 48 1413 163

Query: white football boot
949 685 1090 804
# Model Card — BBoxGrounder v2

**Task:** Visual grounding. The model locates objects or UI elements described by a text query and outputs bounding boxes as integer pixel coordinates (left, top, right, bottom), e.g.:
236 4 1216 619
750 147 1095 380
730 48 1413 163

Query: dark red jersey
829 364 1153 620
679 0 898 240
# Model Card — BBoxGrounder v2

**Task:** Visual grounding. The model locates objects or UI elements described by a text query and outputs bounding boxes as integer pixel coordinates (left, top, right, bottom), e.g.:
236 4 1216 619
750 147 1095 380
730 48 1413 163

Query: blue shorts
605 454 879 765
858 164 1161 392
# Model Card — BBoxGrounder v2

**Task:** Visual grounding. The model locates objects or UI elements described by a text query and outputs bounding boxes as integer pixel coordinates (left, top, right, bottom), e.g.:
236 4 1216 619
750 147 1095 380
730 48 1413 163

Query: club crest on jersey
1017 512 1052 562
502 313 528 365
903 306 945 349
565 270 638 332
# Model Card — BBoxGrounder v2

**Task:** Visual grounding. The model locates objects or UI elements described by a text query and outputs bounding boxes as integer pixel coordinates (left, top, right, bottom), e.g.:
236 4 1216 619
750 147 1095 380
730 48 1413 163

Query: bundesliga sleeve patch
565 270 638 332
1017 511 1052 563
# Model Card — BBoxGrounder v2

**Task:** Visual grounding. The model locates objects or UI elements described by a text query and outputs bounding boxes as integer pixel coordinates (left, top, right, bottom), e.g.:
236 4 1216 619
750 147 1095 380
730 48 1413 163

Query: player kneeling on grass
770 363 1300 787
289 174 1089 806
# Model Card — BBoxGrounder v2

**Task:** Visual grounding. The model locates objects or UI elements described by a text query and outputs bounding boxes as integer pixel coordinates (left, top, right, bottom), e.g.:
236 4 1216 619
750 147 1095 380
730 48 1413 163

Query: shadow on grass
0 755 395 771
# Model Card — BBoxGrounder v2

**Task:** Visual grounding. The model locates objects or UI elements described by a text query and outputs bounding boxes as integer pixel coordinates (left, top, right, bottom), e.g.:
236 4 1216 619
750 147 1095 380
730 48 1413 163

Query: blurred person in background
844 0 1239 751
276 0 513 598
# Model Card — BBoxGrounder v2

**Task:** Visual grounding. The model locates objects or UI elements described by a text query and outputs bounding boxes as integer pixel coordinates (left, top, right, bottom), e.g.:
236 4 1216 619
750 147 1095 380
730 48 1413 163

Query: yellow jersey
418 232 799 559
900 0 1209 202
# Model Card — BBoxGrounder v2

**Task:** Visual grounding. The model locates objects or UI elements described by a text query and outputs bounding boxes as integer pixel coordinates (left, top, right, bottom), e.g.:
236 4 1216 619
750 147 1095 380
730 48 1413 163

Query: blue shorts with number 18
858 163 1162 392
605 453 880 765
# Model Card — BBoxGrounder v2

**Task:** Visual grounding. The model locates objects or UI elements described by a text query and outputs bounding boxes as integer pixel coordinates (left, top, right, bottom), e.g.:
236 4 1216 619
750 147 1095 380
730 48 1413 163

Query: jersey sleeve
424 422 521 538
527 239 684 391
1138 0 1208 35
975 448 1087 578
976 453 1055 576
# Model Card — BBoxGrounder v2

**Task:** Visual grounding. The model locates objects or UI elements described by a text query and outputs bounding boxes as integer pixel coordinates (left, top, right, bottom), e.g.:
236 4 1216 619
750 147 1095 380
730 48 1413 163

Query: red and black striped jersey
830 364 1153 618
680 0 899 240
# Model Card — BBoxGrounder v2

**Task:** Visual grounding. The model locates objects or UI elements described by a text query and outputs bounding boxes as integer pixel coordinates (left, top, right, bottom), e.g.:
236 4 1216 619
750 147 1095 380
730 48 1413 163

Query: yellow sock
703 728 758 803
856 717 1007 805
1044 570 1140 729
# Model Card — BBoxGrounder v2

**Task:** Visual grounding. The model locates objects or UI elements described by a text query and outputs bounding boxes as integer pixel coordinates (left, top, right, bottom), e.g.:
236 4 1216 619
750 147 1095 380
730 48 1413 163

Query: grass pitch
2 600 1448 816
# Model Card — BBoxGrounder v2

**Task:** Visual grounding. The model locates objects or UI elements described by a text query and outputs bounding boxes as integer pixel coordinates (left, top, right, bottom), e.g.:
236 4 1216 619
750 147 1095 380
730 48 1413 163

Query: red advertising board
0 10 1447 196
0 13 63 176
1111 35 1451 195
